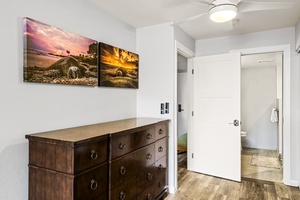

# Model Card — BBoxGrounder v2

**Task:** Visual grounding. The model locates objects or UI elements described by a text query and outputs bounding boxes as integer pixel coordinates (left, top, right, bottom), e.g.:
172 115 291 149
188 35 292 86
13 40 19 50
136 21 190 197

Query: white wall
0 0 137 199
196 28 296 57
136 23 176 191
174 26 195 53
241 66 277 150
296 19 300 189
196 27 300 184
137 22 195 192
296 20 300 51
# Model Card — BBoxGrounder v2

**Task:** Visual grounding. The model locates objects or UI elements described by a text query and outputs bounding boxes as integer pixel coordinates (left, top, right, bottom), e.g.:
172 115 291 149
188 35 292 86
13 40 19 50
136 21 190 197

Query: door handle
178 104 184 112
229 119 239 127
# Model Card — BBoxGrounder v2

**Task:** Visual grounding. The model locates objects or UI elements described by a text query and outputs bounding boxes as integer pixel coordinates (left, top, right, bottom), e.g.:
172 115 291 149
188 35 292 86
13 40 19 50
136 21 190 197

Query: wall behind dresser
0 0 137 199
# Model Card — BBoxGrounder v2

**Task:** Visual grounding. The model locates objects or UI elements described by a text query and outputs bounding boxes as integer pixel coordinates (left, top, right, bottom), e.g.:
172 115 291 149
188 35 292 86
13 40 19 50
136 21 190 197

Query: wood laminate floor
166 152 300 200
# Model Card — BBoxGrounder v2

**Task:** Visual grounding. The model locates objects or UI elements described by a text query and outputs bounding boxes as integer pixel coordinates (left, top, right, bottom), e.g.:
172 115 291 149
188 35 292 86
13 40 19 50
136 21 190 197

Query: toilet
241 131 247 150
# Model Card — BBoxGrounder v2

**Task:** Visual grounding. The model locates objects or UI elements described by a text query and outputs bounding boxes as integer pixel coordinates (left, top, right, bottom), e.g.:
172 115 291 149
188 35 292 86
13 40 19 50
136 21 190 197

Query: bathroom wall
241 66 278 150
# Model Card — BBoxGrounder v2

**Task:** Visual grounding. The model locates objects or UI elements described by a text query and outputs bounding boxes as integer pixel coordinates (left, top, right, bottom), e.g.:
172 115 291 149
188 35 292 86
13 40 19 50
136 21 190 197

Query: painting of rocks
23 17 98 87
99 43 139 89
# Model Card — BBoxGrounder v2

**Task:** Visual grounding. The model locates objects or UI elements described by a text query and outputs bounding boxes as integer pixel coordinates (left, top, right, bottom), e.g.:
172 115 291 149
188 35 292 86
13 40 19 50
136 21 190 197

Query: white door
190 52 241 182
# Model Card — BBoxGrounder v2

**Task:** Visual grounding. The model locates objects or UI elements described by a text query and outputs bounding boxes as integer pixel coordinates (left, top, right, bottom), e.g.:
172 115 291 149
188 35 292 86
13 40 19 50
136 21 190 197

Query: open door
190 52 241 182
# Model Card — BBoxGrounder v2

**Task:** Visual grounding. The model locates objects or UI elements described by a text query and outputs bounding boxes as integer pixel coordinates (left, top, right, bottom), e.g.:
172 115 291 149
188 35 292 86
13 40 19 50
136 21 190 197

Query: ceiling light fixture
209 4 238 23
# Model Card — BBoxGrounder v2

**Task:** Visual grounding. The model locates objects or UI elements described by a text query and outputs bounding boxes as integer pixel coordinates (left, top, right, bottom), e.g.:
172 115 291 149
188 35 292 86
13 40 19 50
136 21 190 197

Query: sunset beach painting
23 17 98 86
99 43 139 89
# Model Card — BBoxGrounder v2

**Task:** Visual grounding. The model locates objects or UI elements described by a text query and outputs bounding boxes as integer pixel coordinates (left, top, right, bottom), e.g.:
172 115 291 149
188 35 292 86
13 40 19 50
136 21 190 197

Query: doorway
177 53 188 174
240 52 283 183
187 44 292 186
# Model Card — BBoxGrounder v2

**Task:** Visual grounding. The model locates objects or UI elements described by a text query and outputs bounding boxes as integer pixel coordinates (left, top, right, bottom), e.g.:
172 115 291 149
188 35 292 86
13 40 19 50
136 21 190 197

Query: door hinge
192 111 194 116
192 69 194 74
192 153 194 158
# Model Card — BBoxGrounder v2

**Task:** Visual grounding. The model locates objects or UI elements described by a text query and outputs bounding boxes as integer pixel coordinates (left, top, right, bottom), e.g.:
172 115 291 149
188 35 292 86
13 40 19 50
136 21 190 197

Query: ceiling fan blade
165 0 212 8
239 1 295 13
228 0 242 5
196 0 214 5
174 13 208 25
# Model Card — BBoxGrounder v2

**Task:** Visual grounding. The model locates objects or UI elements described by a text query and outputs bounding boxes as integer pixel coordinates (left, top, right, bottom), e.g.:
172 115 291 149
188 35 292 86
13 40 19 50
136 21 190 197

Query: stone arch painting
23 17 98 87
99 42 139 89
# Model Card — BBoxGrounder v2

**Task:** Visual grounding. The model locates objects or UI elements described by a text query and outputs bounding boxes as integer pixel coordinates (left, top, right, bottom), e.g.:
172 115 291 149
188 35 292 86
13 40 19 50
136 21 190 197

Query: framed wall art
23 17 98 87
99 42 139 89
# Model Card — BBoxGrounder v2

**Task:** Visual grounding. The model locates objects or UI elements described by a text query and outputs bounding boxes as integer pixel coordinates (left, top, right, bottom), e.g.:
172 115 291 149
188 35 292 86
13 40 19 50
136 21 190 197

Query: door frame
171 41 194 194
230 44 296 186
187 44 296 186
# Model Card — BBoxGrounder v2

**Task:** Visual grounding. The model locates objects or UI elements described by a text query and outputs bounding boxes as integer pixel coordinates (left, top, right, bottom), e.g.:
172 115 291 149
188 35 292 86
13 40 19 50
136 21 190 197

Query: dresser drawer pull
146 153 152 160
119 191 126 200
158 146 163 152
90 179 98 190
147 194 152 200
119 143 126 150
158 129 164 135
119 166 126 175
147 173 153 180
158 181 163 188
158 164 163 170
146 133 152 139
90 150 98 160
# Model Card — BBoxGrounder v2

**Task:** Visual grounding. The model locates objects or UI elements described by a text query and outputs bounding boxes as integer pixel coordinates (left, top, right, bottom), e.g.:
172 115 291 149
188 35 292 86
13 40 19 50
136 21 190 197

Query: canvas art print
23 18 98 86
99 43 139 89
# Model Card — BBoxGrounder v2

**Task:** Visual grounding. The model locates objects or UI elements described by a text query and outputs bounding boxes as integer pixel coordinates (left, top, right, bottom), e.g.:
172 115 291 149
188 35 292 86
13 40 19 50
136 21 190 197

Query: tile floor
241 147 283 183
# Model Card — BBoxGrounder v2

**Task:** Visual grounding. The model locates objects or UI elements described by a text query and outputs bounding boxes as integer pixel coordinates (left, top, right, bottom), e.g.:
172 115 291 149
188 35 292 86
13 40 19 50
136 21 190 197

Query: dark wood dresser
26 118 169 200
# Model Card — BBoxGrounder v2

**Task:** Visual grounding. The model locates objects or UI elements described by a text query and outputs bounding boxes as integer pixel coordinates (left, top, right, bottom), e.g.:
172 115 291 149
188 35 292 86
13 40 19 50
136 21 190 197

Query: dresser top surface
25 118 169 144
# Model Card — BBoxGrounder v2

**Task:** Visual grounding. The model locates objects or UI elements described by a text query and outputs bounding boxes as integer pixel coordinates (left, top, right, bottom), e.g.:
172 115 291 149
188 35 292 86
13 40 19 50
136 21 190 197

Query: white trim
171 40 194 194
177 41 195 58
168 186 176 194
187 58 194 172
231 44 294 186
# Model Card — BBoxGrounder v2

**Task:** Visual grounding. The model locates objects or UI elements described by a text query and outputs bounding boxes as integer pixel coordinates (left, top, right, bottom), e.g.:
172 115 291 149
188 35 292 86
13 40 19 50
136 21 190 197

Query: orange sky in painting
101 45 138 69
23 18 96 57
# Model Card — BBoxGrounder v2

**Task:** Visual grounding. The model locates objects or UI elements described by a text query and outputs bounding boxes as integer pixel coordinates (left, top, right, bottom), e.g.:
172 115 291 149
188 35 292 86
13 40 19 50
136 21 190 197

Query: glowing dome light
209 4 238 23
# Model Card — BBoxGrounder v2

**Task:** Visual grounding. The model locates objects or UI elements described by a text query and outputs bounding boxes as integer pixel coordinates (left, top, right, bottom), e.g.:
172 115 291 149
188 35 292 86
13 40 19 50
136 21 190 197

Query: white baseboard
168 186 177 194
283 179 299 187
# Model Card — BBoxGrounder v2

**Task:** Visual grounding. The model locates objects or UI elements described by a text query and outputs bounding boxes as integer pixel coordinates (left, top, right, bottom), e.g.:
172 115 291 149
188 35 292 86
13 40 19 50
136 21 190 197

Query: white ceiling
86 0 300 40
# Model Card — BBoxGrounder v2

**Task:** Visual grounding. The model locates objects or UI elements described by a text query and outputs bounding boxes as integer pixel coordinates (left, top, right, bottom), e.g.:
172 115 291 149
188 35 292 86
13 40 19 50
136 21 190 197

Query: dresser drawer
132 127 155 150
155 138 167 161
29 164 108 200
110 151 137 188
74 138 108 173
74 164 108 200
154 172 167 198
28 136 108 174
136 144 155 170
94 192 108 200
155 156 167 177
111 133 132 159
111 127 155 160
136 164 156 195
137 185 155 200
155 123 168 140
110 177 137 200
